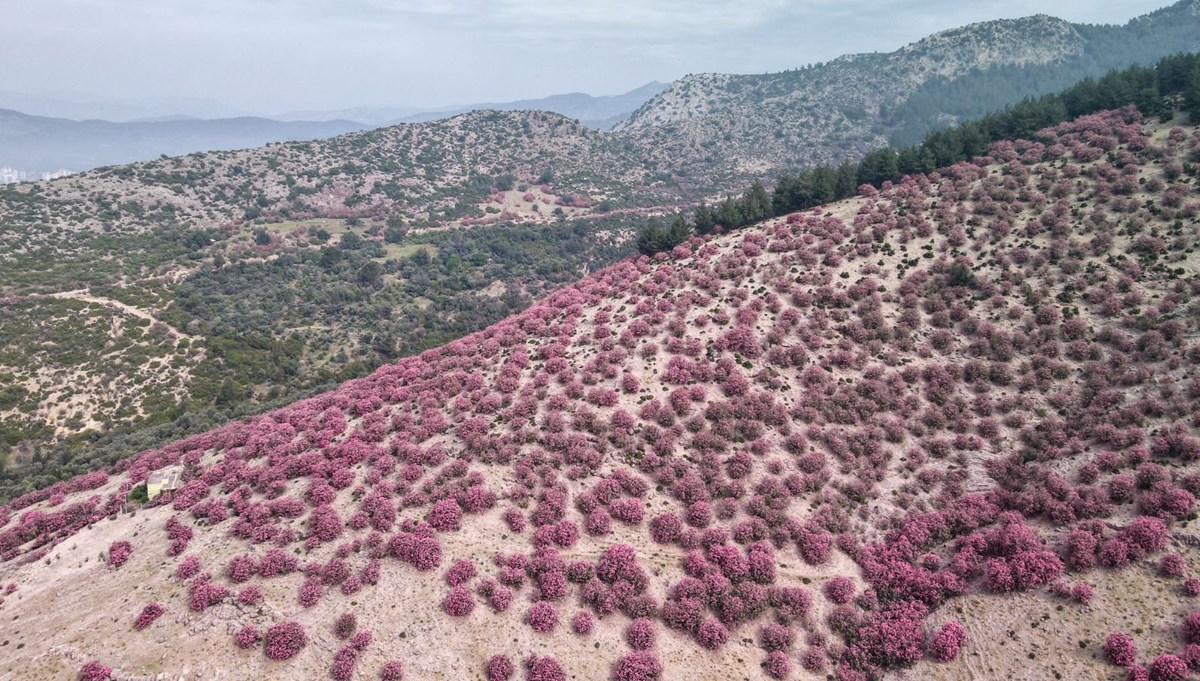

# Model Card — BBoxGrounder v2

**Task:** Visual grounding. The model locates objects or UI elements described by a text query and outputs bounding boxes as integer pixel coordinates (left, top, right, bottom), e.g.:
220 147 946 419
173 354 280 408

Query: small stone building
145 467 183 500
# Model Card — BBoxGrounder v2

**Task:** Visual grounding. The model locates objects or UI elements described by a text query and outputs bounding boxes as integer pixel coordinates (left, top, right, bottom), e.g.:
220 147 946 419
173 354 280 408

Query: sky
0 0 1178 117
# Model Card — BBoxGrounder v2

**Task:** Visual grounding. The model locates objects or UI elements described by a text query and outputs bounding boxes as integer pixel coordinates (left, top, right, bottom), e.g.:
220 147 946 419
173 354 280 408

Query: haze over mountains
0 82 669 176
4 0 1198 179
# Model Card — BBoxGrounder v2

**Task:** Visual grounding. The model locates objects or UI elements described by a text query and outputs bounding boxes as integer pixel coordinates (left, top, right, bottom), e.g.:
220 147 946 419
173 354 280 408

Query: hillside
0 109 367 176
0 107 1197 680
615 0 1200 189
392 81 669 130
2 6 1198 505
0 108 667 486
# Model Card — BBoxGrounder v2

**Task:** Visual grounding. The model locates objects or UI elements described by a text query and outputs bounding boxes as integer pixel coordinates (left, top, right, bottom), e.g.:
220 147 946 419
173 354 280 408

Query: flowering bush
1149 654 1188 681
351 630 372 651
486 654 514 681
177 555 202 581
763 651 790 679
697 618 729 650
626 617 656 650
427 499 464 532
77 661 112 680
525 655 567 681
1161 554 1187 578
134 602 165 630
528 601 559 632
189 581 228 612
235 625 259 649
238 585 263 606
227 554 257 583
334 612 357 639
446 558 477 586
1184 612 1200 644
758 623 794 653
824 577 855 604
380 660 405 681
330 645 358 681
264 621 307 661
298 576 323 607
572 610 594 635
1104 631 1138 667
928 620 966 662
108 541 132 567
612 652 663 681
443 586 476 617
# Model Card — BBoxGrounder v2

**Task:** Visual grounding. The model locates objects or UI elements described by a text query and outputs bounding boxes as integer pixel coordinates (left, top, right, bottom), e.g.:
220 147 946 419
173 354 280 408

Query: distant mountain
615 0 1200 189
276 82 667 129
0 109 367 174
390 81 670 130
0 90 243 122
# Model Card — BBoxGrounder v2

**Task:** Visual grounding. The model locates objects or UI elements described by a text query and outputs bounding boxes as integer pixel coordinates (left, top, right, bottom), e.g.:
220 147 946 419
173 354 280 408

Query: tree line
638 52 1200 256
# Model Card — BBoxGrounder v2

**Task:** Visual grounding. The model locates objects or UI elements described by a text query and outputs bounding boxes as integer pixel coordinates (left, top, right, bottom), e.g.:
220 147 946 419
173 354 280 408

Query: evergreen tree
693 202 716 235
715 197 743 230
743 181 772 224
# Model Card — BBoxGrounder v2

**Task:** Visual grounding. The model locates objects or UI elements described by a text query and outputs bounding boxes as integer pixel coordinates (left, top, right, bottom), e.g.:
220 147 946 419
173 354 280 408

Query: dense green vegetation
638 52 1200 252
885 4 1200 145
0 213 639 501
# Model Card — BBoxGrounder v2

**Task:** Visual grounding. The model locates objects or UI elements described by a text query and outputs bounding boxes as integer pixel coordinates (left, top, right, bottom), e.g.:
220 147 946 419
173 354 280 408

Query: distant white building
40 169 73 181
0 168 27 184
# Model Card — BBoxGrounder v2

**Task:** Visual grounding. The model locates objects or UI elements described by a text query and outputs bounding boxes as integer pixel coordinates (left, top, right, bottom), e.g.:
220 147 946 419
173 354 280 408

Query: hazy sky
0 0 1177 115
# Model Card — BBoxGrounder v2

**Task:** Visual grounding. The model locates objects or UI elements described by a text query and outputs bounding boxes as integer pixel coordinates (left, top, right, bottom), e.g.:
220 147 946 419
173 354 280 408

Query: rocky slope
615 1 1200 189
1 108 1198 680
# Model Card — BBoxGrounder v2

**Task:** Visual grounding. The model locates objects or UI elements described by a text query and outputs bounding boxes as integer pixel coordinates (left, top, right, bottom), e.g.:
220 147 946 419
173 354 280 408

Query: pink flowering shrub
427 499 463 532
330 645 358 681
235 624 259 649
1104 632 1138 667
928 620 966 662
443 586 476 617
108 541 132 567
1149 654 1188 681
189 581 228 612
763 651 790 679
759 623 794 652
446 558 477 586
133 602 165 630
650 513 682 544
1161 554 1186 578
238 585 263 606
626 617 656 650
486 654 515 681
177 555 202 581
612 651 663 681
824 577 855 605
264 621 307 661
1184 578 1200 597
572 610 594 635
528 601 559 632
78 661 112 680
848 601 927 668
380 661 405 681
334 612 358 639
1184 612 1200 644
227 554 257 583
697 618 729 650
525 655 567 681
298 576 324 607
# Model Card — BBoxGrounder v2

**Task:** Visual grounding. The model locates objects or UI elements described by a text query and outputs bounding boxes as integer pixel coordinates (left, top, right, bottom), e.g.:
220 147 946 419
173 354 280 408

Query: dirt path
39 288 197 342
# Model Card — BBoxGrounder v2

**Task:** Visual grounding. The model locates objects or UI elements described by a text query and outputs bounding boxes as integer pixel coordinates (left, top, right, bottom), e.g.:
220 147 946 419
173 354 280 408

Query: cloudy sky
0 0 1177 117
